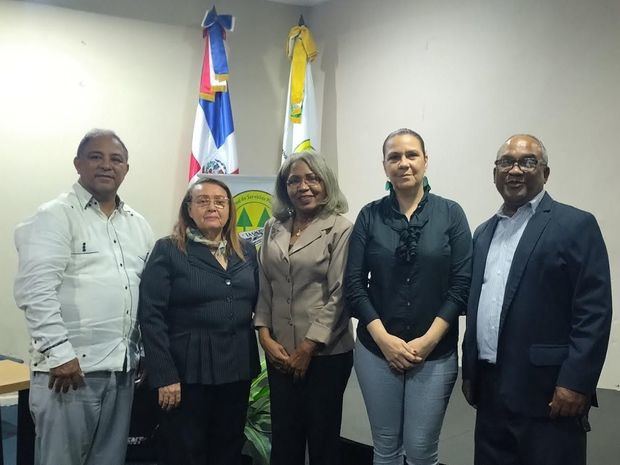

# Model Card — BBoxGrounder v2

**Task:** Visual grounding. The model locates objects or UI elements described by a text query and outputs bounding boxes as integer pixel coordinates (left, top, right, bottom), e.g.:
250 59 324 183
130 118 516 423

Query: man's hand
377 333 421 373
258 328 290 373
48 358 85 393
462 379 477 408
158 383 181 411
549 386 589 418
287 339 318 381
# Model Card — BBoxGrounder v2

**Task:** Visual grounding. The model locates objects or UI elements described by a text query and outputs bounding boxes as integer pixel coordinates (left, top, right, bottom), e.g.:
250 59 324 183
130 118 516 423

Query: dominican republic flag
189 7 238 182
282 24 319 164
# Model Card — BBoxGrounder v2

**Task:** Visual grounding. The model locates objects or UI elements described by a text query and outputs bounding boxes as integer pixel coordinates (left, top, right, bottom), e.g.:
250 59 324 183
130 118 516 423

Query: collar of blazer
271 212 338 257
498 192 553 324
186 239 244 275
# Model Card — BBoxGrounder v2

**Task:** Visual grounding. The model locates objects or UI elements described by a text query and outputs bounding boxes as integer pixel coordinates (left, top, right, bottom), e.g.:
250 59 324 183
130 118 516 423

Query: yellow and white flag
282 25 319 163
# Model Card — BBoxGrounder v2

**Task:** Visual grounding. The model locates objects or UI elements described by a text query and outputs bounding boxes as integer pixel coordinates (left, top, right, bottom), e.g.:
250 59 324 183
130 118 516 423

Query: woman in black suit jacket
139 177 260 465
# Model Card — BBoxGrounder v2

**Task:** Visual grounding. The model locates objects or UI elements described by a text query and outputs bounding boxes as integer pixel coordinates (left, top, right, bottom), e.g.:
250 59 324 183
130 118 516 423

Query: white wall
2 0 618 390
309 0 620 389
0 0 303 361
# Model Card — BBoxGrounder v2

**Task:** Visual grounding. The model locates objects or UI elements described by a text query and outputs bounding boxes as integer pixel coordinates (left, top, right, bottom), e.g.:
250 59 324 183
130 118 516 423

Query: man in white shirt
14 129 154 465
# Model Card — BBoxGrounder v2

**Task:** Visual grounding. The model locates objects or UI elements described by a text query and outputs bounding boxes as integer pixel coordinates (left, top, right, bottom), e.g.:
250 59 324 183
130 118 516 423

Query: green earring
384 180 392 191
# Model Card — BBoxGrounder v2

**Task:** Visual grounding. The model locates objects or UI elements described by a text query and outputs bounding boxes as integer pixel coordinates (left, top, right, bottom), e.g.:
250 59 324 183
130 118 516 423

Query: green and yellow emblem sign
233 190 272 247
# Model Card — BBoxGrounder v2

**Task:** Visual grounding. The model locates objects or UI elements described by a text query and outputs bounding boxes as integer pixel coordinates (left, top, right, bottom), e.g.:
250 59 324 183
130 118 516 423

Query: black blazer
139 237 260 389
462 193 612 417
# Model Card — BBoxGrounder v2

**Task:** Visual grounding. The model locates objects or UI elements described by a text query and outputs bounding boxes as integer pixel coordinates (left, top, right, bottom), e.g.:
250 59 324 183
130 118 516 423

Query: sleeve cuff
437 300 460 324
356 303 380 326
44 341 77 369
557 365 597 396
305 322 331 345
147 371 180 389
253 310 272 329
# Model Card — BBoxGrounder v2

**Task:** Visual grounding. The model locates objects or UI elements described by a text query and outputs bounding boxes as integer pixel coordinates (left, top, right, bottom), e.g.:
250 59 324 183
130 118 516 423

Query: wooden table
0 360 30 395
0 359 32 465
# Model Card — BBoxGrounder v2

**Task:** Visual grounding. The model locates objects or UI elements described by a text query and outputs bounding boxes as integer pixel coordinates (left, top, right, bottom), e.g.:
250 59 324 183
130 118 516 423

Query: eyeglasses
286 174 321 188
494 156 545 172
190 196 229 209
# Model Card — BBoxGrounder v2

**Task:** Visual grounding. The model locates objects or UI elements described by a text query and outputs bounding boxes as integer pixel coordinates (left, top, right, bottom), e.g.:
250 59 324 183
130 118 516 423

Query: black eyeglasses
494 156 545 172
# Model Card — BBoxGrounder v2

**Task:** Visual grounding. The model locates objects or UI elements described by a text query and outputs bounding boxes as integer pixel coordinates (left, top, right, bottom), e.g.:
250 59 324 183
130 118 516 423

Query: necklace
293 217 313 237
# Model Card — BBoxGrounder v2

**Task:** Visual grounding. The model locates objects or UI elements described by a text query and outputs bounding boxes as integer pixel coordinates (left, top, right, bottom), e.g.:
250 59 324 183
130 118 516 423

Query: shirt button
125 286 128 290
286 277 291 283
406 302 411 307
405 278 411 284
225 279 231 286
120 263 123 267
286 298 291 304
226 296 232 303
288 320 293 326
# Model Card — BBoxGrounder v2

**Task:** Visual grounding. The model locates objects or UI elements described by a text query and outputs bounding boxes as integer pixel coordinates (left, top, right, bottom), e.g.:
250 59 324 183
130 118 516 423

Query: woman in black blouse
139 177 259 465
344 129 472 465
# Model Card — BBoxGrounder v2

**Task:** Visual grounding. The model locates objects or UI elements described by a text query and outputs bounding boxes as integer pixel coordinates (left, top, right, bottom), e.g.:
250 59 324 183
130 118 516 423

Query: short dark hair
382 128 426 158
76 129 128 160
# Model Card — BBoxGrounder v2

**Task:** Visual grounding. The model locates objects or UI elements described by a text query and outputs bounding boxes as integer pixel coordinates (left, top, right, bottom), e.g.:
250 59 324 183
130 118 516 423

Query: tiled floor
341 369 620 465
2 371 619 465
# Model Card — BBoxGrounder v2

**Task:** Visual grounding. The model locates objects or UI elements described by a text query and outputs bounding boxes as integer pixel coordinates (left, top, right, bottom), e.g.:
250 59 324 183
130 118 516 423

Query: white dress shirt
14 183 154 373
476 190 545 363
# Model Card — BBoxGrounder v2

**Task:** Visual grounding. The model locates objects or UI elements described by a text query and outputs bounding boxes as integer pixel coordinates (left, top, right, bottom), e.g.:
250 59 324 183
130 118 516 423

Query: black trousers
268 351 353 465
474 362 587 465
158 381 251 465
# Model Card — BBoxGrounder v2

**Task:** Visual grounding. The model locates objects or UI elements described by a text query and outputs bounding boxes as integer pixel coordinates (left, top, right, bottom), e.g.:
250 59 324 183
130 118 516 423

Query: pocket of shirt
66 246 100 274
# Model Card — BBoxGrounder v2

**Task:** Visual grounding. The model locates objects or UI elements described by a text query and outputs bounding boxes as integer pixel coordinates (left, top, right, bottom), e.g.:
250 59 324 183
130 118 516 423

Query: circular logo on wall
233 190 272 247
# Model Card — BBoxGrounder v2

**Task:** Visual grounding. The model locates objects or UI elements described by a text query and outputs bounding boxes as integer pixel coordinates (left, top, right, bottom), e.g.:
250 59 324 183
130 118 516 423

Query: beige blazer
254 213 355 356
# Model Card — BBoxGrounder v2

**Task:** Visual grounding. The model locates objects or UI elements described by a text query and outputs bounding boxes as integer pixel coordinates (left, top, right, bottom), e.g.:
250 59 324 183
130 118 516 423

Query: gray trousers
29 370 135 465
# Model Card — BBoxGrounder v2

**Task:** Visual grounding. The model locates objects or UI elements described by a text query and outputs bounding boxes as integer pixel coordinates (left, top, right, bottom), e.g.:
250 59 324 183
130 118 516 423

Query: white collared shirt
14 183 154 372
476 190 546 363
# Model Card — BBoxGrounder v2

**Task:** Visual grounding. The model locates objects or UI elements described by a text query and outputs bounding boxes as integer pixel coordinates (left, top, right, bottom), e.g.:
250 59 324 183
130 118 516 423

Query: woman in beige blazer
254 151 354 465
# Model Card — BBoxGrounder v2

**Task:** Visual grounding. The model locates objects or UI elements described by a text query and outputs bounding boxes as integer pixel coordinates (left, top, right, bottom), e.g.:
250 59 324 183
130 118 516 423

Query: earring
384 180 392 191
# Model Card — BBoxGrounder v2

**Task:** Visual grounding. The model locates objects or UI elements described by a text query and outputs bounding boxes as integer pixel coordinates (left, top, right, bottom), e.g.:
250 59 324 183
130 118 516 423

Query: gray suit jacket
254 213 355 356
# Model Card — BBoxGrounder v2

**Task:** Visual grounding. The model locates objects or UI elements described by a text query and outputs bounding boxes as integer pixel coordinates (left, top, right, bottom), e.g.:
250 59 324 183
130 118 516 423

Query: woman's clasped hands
259 328 318 380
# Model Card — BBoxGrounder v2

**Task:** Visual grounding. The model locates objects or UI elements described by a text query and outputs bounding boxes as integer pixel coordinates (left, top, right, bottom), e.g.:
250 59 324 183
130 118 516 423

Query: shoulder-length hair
171 177 245 260
272 151 348 222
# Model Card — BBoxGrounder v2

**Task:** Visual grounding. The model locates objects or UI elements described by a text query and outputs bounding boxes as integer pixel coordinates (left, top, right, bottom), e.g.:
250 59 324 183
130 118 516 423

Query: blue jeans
355 339 458 465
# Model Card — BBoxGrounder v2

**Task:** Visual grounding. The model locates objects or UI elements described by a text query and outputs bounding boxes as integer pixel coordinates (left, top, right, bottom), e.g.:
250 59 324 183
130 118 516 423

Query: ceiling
265 0 331 6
